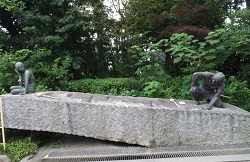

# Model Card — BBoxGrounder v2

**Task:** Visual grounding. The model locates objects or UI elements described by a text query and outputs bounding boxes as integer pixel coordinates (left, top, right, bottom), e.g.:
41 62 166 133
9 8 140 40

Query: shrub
0 130 64 162
142 81 166 98
138 74 192 99
4 137 38 162
0 130 39 162
223 76 250 112
65 76 193 100
65 77 140 96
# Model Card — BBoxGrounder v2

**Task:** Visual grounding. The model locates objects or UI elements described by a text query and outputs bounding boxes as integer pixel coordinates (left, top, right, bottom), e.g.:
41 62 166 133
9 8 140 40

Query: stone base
1 91 250 147
0 155 10 162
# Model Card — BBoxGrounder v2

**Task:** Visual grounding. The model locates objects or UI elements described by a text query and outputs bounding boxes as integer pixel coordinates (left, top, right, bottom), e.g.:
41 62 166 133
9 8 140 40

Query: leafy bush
129 44 166 83
223 76 250 112
36 84 53 92
0 129 64 162
168 75 193 100
4 137 38 162
0 51 20 92
142 81 166 98
164 31 226 74
218 9 250 82
0 130 39 162
0 49 73 92
237 64 250 87
128 41 193 99
137 75 192 99
66 77 140 96
65 75 193 100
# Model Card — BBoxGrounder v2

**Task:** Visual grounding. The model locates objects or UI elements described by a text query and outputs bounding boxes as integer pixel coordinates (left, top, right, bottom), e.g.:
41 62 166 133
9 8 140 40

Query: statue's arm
24 71 31 94
207 83 225 109
18 75 23 86
191 72 212 86
16 69 23 86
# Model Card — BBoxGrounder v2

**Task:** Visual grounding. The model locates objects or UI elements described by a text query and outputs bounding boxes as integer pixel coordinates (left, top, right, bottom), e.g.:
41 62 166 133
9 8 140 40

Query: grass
0 129 64 162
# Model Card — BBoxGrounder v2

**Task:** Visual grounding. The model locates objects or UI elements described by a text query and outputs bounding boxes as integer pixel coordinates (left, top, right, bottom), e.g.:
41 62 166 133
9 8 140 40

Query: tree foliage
220 8 250 84
0 0 249 93
156 0 244 40
0 0 114 90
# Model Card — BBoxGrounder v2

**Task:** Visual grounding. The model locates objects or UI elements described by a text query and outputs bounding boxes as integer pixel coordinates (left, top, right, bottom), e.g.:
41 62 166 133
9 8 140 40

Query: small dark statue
10 62 36 95
190 72 225 110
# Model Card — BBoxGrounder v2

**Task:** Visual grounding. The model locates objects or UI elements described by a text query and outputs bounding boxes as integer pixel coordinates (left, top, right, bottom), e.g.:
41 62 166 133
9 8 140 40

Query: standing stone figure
10 62 36 95
190 71 225 110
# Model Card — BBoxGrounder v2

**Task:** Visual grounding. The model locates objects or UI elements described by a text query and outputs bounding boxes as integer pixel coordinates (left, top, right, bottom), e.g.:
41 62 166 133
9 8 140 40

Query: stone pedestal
1 91 250 147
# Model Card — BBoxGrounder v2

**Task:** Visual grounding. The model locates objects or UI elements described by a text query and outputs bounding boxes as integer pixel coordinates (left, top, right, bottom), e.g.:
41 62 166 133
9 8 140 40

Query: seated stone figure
10 62 36 95
190 71 225 110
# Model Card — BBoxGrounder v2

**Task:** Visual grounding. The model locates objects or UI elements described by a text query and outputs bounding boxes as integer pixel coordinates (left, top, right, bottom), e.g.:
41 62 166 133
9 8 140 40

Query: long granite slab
1 91 250 147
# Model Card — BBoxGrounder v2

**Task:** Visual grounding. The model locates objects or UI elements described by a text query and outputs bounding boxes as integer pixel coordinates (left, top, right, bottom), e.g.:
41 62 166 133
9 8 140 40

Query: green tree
105 0 169 77
157 0 244 40
106 0 245 77
219 8 250 84
0 0 114 89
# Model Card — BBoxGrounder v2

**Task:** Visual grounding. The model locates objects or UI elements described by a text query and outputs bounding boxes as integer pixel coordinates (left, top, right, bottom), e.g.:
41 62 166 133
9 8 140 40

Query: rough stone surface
1 91 250 147
0 155 10 162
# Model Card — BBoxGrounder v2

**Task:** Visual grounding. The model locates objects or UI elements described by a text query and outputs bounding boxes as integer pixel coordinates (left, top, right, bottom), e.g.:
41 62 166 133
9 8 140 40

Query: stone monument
1 91 250 147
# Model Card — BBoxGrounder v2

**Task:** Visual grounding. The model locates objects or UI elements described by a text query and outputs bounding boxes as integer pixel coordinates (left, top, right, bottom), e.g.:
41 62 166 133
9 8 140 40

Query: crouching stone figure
10 62 36 95
190 71 225 110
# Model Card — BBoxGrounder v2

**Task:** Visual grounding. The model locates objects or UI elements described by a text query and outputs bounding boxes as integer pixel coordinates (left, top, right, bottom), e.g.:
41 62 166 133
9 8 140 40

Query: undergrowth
0 129 63 162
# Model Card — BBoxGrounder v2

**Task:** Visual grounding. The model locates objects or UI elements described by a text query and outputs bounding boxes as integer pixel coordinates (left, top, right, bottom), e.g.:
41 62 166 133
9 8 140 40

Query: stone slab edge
1 91 250 147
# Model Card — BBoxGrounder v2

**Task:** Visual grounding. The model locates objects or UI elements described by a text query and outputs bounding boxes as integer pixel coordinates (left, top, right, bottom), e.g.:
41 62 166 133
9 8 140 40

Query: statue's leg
27 84 36 93
10 86 22 91
213 98 224 108
11 88 25 95
190 86 203 105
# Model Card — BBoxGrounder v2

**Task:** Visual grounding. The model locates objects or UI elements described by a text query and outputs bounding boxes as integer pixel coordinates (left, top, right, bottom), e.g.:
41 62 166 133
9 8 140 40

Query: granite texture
0 155 10 162
1 91 250 147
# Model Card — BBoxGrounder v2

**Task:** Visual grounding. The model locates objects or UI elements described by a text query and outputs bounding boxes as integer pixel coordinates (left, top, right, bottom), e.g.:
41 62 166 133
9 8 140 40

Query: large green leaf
174 57 182 63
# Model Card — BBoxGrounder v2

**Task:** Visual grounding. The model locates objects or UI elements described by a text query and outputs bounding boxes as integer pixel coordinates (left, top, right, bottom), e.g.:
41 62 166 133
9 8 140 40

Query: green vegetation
66 76 249 111
224 76 250 112
0 0 249 160
0 129 64 162
66 77 140 96
3 137 37 162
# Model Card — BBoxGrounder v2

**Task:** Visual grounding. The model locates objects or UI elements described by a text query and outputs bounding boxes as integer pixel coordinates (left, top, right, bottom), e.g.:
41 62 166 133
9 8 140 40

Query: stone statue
190 71 225 110
10 62 36 95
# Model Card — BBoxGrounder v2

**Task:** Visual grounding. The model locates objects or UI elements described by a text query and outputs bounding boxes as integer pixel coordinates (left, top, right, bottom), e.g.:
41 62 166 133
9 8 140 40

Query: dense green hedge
223 76 250 112
65 77 140 96
65 76 249 112
0 76 249 161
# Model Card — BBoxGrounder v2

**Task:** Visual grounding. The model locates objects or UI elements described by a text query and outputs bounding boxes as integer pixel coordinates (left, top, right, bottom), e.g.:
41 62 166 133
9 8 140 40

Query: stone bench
1 91 250 147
